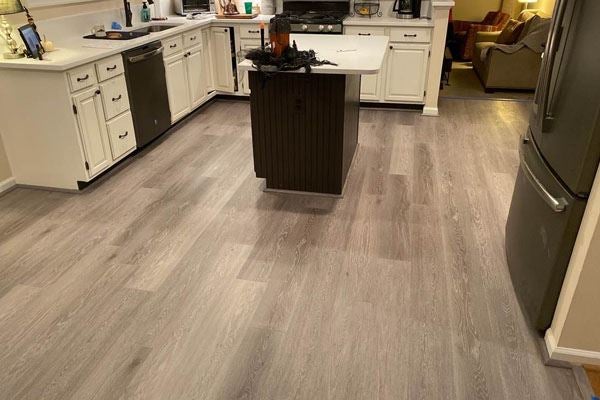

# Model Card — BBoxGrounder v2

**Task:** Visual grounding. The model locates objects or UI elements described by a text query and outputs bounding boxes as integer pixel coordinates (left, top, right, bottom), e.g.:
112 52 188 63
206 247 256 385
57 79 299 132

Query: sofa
452 11 510 60
472 10 551 92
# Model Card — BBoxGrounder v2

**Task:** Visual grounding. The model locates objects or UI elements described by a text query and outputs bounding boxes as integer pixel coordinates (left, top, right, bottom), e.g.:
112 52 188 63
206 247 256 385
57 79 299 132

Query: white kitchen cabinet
384 43 430 103
239 39 260 94
99 75 130 120
211 27 235 92
202 28 215 92
186 45 206 109
344 26 386 101
72 86 112 178
164 52 192 123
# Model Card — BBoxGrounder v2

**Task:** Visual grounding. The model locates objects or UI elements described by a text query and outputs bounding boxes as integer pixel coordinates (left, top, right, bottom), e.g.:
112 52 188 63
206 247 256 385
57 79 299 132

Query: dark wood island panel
248 71 361 195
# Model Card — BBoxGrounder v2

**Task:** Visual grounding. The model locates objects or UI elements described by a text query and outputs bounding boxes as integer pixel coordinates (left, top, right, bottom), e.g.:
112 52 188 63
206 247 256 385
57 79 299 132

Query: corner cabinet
343 25 432 105
0 54 137 189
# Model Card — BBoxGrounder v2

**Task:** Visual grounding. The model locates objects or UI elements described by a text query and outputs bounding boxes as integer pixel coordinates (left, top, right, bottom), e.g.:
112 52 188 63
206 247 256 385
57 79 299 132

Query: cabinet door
164 53 191 123
239 40 260 94
72 87 112 178
99 75 130 121
384 44 429 103
186 45 206 109
211 27 235 92
344 26 387 101
202 28 215 92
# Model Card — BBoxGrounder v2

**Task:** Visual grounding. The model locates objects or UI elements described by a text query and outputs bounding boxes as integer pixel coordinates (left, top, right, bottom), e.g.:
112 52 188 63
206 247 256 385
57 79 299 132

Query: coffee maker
392 0 422 19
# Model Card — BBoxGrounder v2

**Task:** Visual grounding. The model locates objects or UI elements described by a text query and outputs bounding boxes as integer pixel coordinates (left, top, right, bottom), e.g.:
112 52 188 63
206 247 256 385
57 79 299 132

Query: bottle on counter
141 2 151 22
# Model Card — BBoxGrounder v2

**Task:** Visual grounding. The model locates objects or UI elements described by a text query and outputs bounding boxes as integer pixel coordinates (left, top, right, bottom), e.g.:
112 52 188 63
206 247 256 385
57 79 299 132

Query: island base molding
249 71 360 196
545 328 600 365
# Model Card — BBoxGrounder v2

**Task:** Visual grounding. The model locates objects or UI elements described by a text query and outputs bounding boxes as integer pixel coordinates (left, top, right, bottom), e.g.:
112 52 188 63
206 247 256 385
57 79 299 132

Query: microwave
174 0 211 14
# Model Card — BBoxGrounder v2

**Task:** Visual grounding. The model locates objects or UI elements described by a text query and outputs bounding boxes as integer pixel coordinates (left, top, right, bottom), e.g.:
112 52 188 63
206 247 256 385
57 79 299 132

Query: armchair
452 11 510 60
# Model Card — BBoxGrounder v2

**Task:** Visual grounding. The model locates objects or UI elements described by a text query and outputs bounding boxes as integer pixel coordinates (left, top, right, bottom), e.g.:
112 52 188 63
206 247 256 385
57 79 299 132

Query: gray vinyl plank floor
0 99 583 399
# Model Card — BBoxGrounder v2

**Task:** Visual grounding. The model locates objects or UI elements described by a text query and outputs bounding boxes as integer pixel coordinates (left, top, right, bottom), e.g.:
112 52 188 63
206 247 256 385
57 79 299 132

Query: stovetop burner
282 0 350 34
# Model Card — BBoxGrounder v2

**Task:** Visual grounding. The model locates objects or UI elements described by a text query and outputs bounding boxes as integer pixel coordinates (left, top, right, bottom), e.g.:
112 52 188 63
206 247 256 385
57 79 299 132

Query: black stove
282 0 350 34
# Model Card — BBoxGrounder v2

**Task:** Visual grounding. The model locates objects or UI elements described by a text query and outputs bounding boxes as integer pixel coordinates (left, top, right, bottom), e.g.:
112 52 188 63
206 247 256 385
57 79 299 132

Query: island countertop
238 34 390 75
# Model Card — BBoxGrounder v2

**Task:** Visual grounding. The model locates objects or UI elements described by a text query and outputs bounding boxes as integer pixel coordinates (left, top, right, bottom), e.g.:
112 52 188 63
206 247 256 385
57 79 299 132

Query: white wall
453 0 502 21
547 165 600 366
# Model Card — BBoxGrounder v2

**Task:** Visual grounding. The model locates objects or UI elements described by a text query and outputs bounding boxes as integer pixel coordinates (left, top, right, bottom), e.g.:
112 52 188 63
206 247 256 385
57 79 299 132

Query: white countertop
0 14 273 72
237 34 389 75
344 16 434 27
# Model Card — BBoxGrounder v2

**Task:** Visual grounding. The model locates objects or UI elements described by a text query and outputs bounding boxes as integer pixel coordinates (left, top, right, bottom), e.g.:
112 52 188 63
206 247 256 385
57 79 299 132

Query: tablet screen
19 25 41 59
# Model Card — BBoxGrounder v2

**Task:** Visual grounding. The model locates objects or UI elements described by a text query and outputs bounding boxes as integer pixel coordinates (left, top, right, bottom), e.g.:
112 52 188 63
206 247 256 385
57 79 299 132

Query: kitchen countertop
237 34 389 75
0 14 273 72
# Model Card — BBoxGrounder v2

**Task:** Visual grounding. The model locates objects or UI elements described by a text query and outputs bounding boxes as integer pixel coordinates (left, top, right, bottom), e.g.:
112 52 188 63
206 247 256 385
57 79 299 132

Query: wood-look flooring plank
0 98 583 400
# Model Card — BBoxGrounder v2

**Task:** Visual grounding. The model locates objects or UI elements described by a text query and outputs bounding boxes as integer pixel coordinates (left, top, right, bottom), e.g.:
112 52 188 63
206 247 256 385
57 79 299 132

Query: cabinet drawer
183 29 202 48
106 111 136 160
239 25 265 39
96 55 125 82
344 26 386 36
163 35 184 57
389 27 431 43
100 75 130 120
67 64 97 92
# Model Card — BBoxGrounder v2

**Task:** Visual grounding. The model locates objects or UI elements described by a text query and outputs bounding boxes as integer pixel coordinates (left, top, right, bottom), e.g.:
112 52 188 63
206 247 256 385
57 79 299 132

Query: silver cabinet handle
520 152 567 213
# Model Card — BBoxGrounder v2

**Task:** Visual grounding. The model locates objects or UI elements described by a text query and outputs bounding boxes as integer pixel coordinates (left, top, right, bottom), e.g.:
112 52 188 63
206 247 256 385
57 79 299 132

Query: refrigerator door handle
520 154 568 213
541 0 570 129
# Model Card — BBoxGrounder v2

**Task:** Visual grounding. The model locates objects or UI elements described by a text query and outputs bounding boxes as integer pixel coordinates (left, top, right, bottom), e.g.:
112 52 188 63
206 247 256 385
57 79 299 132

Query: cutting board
215 13 258 19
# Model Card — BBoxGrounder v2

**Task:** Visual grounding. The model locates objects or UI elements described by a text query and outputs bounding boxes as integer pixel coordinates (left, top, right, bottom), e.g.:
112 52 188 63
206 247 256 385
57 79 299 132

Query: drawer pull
77 74 90 82
118 131 129 139
248 30 260 33
169 43 177 48
358 33 371 36
95 89 101 95
390 45 393 49
106 65 118 71
404 34 418 38
112 94 122 102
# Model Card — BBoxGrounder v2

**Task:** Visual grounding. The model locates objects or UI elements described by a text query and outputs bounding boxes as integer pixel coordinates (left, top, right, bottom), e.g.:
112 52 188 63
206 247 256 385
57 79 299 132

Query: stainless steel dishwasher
122 41 172 147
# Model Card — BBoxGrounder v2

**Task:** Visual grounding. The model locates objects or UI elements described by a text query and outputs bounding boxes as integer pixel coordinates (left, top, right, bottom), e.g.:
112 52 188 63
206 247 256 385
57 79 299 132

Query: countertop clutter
0 14 432 72
0 15 273 71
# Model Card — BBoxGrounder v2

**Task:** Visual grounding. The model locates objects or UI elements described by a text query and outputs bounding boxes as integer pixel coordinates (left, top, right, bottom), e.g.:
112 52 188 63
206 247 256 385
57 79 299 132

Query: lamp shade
518 0 538 3
0 0 25 15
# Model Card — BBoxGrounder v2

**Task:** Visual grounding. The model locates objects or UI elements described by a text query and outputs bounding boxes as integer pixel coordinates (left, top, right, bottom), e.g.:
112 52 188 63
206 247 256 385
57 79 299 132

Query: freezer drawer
505 131 587 331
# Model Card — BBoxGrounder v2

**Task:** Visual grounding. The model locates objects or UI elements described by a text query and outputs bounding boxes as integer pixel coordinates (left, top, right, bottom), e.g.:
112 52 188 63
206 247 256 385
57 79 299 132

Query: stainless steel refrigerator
505 0 600 332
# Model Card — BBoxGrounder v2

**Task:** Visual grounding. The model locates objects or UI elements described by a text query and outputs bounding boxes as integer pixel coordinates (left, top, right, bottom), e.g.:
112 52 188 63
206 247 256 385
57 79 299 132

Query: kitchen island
238 34 389 196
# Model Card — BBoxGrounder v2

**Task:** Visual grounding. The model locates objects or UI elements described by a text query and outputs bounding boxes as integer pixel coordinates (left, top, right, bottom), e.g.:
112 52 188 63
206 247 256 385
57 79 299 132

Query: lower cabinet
384 43 430 103
187 45 206 109
202 28 215 92
239 39 260 94
72 87 112 177
164 52 192 123
343 26 431 104
211 26 235 92
106 111 136 160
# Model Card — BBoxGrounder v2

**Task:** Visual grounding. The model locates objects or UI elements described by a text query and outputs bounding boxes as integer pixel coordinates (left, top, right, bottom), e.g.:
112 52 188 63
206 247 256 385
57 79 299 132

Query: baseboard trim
0 177 16 196
422 106 439 116
545 328 600 365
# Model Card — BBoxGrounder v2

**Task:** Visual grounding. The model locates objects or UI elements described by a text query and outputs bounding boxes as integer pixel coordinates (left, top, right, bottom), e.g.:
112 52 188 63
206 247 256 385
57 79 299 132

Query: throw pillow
497 19 525 44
